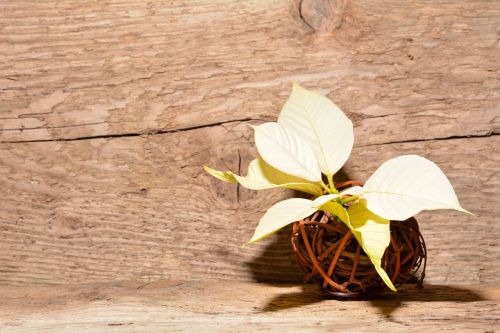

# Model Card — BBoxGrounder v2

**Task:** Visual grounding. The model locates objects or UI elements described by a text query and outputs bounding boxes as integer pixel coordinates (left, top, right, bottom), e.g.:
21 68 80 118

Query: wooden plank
1 280 499 332
1 0 498 143
0 122 498 285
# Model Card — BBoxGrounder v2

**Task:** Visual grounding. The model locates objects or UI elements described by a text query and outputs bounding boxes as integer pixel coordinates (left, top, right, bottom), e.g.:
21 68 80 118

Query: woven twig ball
290 181 427 297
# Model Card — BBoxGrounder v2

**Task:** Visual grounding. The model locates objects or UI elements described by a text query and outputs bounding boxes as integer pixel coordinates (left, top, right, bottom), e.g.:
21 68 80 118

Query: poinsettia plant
205 83 470 291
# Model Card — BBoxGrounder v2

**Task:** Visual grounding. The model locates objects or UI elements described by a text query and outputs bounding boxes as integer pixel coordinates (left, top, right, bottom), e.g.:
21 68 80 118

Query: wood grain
1 1 499 329
0 0 498 144
1 280 498 332
0 122 498 286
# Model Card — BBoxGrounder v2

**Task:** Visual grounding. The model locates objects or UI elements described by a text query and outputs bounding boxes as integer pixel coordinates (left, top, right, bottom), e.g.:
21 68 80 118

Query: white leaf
363 155 471 221
312 194 341 208
247 198 317 244
252 122 321 182
340 186 364 196
204 159 323 196
347 201 396 291
278 83 354 177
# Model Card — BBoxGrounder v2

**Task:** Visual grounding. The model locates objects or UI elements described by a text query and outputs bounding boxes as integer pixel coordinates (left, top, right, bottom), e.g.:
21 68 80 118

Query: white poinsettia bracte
251 122 322 182
205 83 470 291
278 82 354 186
360 155 472 220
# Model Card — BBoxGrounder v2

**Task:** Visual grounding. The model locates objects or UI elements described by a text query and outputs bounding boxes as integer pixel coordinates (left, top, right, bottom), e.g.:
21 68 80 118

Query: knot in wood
299 0 347 32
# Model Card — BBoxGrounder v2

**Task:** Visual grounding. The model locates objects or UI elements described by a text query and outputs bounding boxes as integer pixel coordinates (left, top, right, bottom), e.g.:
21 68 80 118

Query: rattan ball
290 182 427 297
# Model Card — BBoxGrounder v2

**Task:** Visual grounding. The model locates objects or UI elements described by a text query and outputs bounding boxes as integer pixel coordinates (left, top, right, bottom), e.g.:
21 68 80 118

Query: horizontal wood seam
1 122 498 146
0 117 261 144
357 132 500 148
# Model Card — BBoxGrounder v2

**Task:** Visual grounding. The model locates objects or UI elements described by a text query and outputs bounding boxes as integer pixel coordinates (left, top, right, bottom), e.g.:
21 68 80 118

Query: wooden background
0 0 499 331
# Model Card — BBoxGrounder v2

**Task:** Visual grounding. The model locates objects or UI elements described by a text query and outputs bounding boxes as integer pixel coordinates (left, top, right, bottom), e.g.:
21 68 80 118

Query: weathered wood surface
0 125 498 286
1 280 499 332
1 0 500 330
0 0 498 144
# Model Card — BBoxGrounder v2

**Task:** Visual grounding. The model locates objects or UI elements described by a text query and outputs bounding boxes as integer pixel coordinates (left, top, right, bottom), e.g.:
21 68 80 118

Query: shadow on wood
260 284 485 316
245 225 305 284
368 285 486 320
332 167 355 184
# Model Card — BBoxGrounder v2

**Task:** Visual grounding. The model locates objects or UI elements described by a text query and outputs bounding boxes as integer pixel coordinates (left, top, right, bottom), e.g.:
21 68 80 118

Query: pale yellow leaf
318 201 349 225
319 200 395 290
204 159 323 196
347 200 396 291
203 165 237 183
236 159 322 195
252 122 321 182
247 198 317 244
363 155 471 221
278 82 354 177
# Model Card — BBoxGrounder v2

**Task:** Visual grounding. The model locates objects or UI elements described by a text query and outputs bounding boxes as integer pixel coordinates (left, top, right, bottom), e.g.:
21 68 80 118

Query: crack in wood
2 126 497 147
237 149 242 203
0 118 262 144
357 132 499 148
298 0 316 31
1 114 497 147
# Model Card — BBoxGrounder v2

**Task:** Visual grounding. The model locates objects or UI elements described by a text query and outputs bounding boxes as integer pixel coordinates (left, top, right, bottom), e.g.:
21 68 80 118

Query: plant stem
320 181 331 193
327 174 338 194
340 195 359 205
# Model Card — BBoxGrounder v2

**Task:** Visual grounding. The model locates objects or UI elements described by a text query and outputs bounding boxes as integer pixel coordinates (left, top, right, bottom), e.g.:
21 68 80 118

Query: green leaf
247 198 317 244
347 201 396 291
204 159 323 196
252 122 322 182
363 155 471 221
278 82 354 177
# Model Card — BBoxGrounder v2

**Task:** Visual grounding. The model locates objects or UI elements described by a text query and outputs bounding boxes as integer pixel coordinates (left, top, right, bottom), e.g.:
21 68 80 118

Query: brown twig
290 181 427 297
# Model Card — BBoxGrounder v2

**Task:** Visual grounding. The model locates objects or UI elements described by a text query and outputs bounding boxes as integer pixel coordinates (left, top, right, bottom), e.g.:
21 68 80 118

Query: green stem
327 174 338 194
320 181 331 193
340 195 359 205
